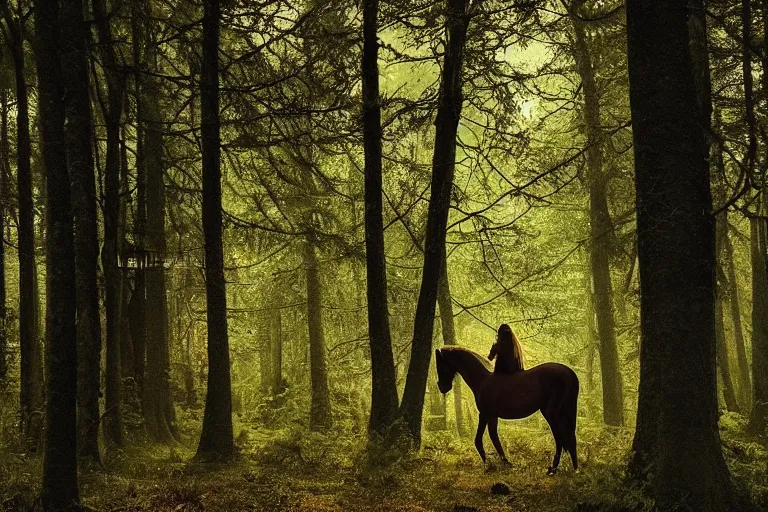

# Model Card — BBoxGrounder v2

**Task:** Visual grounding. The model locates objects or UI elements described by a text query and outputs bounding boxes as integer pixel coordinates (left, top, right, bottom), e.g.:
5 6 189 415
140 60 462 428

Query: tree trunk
271 306 283 393
93 0 125 448
142 77 177 443
259 309 272 395
2 0 42 449
61 0 103 465
196 0 234 460
0 89 8 386
399 0 471 446
35 0 80 506
716 216 739 413
724 225 751 408
626 0 737 508
749 217 768 436
583 251 597 395
130 0 147 408
437 246 465 437
362 0 399 437
571 7 624 427
304 238 332 430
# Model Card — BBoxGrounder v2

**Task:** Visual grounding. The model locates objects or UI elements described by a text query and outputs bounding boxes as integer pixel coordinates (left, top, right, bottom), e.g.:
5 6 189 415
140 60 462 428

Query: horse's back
528 362 579 386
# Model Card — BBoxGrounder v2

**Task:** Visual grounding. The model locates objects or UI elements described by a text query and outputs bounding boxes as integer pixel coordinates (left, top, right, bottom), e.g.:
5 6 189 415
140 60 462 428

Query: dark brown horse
435 346 579 475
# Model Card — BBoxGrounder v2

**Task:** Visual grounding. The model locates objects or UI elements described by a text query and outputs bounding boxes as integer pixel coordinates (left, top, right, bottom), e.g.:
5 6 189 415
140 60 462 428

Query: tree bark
2 0 42 449
271 306 283 393
304 237 332 430
362 0 399 437
196 0 234 460
0 89 8 386
61 0 103 465
142 77 177 443
749 217 768 436
716 216 739 413
399 0 471 446
93 0 126 448
35 0 80 506
626 0 737 508
571 5 624 427
130 0 147 406
724 225 751 408
437 245 465 437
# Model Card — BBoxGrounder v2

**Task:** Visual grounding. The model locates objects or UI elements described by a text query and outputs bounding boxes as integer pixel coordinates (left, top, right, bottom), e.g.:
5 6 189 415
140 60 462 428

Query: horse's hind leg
487 417 509 464
568 435 578 472
547 438 562 476
475 414 488 464
541 409 562 476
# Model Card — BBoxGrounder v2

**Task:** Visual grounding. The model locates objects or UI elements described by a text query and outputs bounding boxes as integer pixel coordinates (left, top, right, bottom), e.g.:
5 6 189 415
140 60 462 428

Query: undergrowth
0 412 765 511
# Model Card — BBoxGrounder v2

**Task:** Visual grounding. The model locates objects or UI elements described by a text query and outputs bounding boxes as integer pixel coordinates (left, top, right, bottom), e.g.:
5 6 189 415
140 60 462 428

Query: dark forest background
0 0 766 510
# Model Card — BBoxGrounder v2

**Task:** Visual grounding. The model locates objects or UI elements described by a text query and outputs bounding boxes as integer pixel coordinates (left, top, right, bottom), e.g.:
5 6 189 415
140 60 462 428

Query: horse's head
435 348 457 393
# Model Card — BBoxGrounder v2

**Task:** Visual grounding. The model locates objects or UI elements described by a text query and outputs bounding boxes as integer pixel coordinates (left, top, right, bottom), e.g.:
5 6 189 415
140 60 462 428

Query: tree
749 216 768 436
626 0 737 508
35 0 79 506
399 0 471 445
437 246 465 437
570 0 624 426
303 236 332 430
716 216 739 413
362 0 399 437
196 0 234 460
61 0 102 464
93 0 126 447
0 89 7 386
1 0 42 449
142 77 178 443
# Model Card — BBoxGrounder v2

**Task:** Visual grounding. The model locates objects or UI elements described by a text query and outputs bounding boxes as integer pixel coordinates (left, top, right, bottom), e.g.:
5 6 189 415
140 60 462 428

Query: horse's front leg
487 417 509 465
474 414 488 464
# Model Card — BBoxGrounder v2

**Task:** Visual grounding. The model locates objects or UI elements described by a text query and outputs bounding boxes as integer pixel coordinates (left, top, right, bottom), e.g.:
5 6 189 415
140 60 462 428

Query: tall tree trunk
571 5 624 427
724 226 751 407
259 309 272 395
399 0 471 446
437 246 465 437
130 0 147 406
0 89 8 386
583 250 598 395
93 0 125 448
60 0 103 464
362 0 399 437
749 217 768 435
61 0 102 465
196 0 234 460
2 0 42 449
626 0 737 508
271 306 283 393
304 237 332 430
119 126 133 386
35 0 80 507
716 217 739 413
142 77 177 443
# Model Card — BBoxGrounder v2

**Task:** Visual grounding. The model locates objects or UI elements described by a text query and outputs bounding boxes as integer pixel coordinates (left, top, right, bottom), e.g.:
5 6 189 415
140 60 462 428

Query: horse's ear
435 348 442 362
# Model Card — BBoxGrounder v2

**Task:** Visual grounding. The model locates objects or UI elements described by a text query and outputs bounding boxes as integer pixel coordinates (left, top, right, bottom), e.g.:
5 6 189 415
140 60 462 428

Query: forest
0 0 767 510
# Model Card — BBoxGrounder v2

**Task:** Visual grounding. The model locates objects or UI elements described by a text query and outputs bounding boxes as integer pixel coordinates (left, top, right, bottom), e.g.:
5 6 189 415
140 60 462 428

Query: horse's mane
440 346 493 373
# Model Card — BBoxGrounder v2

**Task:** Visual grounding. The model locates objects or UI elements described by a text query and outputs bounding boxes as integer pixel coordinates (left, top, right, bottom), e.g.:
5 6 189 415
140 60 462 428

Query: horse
434 346 579 475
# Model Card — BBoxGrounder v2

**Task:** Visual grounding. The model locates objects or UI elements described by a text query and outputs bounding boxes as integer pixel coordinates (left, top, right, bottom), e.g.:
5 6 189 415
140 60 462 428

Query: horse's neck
451 351 490 393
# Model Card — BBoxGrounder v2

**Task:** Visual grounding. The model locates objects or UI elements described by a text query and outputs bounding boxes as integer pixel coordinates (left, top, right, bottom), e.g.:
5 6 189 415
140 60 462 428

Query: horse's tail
559 367 579 454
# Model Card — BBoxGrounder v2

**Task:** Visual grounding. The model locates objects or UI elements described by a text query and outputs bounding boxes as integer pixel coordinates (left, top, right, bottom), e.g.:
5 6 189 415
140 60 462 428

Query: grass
0 414 765 511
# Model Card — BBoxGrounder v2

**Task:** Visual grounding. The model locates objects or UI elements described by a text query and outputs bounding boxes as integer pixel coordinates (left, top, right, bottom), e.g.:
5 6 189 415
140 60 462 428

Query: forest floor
2 412 767 511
